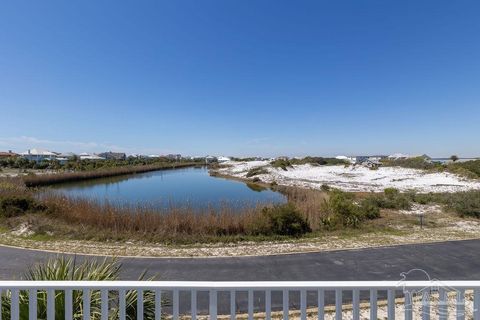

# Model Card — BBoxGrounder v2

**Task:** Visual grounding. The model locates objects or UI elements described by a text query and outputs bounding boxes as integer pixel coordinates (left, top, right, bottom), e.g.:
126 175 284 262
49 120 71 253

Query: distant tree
450 155 459 162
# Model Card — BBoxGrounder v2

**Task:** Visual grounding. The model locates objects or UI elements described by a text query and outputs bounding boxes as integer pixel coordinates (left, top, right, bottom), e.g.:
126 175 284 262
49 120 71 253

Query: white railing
1 281 480 319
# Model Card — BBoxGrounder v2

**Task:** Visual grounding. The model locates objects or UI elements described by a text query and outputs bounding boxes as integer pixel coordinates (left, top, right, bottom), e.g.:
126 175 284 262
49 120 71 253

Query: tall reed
23 162 196 187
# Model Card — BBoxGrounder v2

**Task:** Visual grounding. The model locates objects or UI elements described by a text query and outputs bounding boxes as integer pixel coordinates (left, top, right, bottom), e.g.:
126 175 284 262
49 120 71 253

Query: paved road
1 239 479 314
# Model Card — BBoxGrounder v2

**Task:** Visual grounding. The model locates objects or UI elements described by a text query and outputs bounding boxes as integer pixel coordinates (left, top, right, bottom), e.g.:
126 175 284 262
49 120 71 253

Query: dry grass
1 174 347 244
40 192 266 243
277 186 329 231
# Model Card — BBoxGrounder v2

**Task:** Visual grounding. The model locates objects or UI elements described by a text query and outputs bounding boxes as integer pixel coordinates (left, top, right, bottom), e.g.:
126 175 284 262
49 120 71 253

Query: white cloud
0 136 139 154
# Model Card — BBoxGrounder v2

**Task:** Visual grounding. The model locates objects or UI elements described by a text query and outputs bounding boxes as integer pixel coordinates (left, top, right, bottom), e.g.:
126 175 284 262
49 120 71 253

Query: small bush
448 160 480 178
320 190 383 229
362 188 412 210
320 184 331 192
382 157 440 170
290 157 348 166
0 195 45 218
260 203 310 236
433 191 480 218
321 190 363 228
358 197 381 219
246 167 268 178
270 159 291 171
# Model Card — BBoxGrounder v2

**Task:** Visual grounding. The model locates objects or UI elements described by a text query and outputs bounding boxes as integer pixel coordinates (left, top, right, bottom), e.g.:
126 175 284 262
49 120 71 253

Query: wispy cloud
0 136 131 153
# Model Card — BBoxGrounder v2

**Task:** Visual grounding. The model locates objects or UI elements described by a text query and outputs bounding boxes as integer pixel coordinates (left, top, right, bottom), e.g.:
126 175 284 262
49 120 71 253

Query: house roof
0 151 18 157
20 148 57 156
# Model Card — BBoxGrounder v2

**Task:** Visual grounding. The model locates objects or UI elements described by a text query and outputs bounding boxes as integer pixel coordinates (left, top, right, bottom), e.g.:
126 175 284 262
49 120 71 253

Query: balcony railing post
335 289 342 320
317 289 324 320
11 289 20 320
283 289 289 320
47 288 55 320
352 288 360 320
191 289 197 320
438 288 448 320
210 289 217 320
83 289 90 320
422 291 430 320
388 289 395 320
155 289 162 320
248 290 253 320
65 289 73 320
28 289 37 320
369 289 377 320
457 289 465 320
173 288 179 319
474 289 480 320
265 289 271 320
119 289 126 320
137 289 144 320
300 289 307 320
405 291 413 320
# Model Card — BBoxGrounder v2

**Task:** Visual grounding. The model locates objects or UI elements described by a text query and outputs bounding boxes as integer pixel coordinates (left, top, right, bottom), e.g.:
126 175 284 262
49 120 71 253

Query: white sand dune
218 161 480 193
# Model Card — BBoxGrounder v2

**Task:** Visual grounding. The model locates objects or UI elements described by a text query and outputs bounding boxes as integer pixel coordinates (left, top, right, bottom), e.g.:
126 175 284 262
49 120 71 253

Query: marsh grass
22 163 196 187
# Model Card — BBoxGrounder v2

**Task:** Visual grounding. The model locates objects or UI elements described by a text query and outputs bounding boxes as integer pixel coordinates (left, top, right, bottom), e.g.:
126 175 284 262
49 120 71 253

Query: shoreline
22 162 199 187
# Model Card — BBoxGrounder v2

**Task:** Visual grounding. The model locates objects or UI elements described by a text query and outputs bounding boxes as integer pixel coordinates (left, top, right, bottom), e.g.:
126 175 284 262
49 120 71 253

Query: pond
51 166 285 209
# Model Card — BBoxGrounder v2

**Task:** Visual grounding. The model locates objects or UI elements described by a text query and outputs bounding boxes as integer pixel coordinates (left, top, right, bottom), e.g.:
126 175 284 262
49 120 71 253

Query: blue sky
1 1 479 157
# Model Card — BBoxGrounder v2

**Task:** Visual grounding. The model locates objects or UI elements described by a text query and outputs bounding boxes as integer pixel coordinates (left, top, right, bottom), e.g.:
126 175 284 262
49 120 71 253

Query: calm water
52 167 285 208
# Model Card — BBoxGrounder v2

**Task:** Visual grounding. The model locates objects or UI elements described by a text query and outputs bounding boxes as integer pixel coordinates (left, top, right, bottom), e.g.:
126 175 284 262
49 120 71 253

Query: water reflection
51 167 285 209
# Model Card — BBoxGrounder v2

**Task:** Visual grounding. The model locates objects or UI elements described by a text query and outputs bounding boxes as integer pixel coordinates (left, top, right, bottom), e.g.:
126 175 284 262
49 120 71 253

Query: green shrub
321 190 363 228
270 159 291 171
246 167 268 178
0 195 46 217
363 188 412 210
320 190 383 229
290 157 347 166
358 197 381 219
448 160 480 178
433 191 480 218
320 184 331 192
382 157 439 170
260 203 310 236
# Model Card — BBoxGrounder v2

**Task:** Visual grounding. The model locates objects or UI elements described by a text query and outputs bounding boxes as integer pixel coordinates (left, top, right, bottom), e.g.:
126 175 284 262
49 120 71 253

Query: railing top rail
0 280 479 290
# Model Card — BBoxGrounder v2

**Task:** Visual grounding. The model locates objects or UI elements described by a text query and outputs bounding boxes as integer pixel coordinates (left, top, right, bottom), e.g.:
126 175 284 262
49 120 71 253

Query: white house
79 153 105 160
205 155 217 164
388 153 411 160
20 149 58 162
217 156 231 163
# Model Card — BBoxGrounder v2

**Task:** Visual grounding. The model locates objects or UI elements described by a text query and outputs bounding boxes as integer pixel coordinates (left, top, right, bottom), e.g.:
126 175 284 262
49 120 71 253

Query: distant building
20 149 57 162
98 151 126 160
217 156 231 163
368 155 388 162
0 150 18 158
59 152 77 159
363 159 382 169
79 153 105 160
166 154 182 161
205 155 217 164
388 153 411 160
